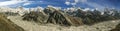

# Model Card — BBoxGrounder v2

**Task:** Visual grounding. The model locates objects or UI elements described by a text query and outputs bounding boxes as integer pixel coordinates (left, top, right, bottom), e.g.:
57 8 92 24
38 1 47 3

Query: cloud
71 3 76 5
83 8 90 11
79 0 87 2
11 0 28 1
75 0 105 9
65 1 70 5
85 2 105 9
23 2 31 6
23 1 44 6
65 0 87 5
39 1 43 2
0 1 24 6
73 0 87 5
68 0 105 9
74 0 87 3
74 0 79 3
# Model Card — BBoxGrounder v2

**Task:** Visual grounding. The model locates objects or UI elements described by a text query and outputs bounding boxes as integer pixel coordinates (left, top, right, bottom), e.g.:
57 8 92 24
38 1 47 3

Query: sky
0 0 120 10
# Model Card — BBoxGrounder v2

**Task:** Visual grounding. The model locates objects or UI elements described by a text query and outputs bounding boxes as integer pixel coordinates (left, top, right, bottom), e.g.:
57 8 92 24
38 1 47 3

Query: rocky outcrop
43 7 56 15
22 7 83 26
22 11 48 23
46 10 83 26
0 13 24 31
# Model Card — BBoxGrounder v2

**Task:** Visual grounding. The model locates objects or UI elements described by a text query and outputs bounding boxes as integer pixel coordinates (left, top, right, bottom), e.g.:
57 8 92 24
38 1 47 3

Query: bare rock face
43 7 56 15
46 10 83 26
22 11 48 23
0 13 24 31
22 7 83 26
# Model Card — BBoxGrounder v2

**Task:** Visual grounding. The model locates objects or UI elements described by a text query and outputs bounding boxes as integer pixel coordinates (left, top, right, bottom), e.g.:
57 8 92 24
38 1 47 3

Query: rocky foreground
8 16 120 31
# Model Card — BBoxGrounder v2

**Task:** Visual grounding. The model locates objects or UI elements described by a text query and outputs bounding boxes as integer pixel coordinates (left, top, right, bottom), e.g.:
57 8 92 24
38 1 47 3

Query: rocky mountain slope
0 7 120 31
0 13 24 31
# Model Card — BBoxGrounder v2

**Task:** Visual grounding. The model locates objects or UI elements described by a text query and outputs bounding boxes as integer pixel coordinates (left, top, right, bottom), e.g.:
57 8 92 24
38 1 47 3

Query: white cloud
73 0 87 5
23 2 31 6
80 0 87 2
74 0 87 3
73 0 105 10
40 1 43 2
65 1 70 5
71 3 76 6
75 0 105 10
0 1 24 6
85 2 105 9
74 0 78 3
83 8 90 11
23 1 44 6
11 0 28 1
65 0 87 5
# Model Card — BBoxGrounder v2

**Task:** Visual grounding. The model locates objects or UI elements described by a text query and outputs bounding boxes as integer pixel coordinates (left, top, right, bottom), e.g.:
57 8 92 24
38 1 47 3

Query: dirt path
8 16 120 31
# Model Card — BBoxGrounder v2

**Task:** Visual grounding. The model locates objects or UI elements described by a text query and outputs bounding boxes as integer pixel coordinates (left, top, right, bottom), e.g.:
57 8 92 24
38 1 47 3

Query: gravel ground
7 16 120 31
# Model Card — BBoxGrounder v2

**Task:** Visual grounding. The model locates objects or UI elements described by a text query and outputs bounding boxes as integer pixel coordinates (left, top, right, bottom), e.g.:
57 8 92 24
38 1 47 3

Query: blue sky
0 0 120 10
